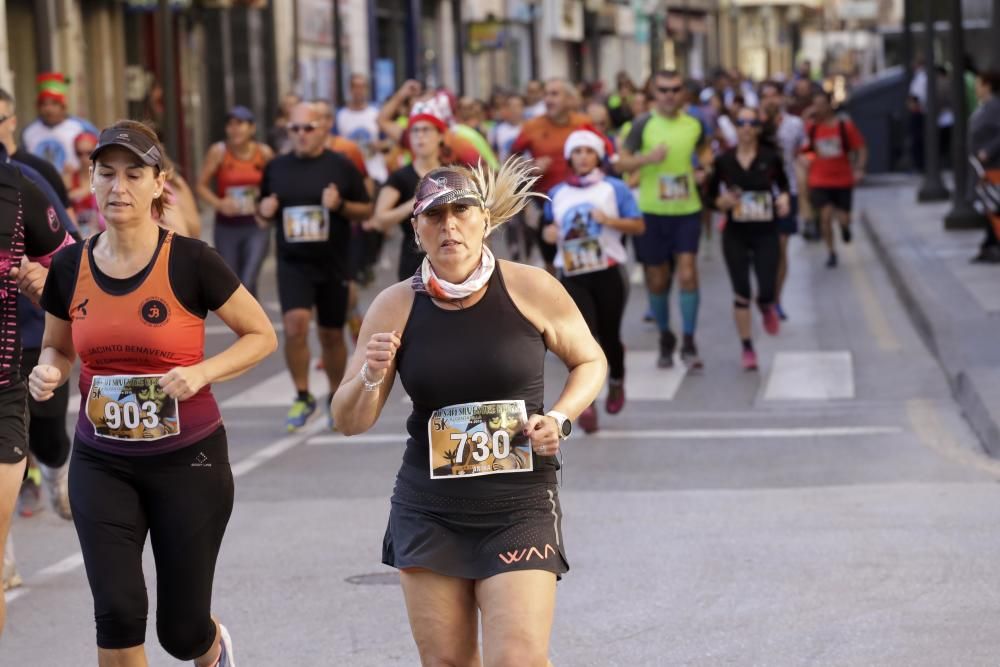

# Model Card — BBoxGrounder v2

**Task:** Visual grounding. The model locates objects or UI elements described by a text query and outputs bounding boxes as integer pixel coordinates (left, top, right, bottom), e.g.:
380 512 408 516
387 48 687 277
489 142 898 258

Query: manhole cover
345 572 400 586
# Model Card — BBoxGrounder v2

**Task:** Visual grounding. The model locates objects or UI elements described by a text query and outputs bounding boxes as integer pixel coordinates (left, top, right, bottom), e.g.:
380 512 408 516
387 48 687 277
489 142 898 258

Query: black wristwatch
546 410 572 440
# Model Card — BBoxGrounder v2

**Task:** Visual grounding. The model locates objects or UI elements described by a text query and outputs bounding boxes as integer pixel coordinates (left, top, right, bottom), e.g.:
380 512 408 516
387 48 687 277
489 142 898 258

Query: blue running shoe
775 303 788 321
285 394 316 432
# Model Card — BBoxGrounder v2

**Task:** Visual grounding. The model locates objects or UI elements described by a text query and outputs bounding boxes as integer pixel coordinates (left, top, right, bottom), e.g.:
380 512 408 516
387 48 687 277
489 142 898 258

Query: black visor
90 127 164 169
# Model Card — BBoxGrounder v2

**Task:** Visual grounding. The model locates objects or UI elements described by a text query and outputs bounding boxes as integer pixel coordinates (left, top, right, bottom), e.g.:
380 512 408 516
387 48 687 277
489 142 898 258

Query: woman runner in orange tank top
31 120 276 667
196 106 274 297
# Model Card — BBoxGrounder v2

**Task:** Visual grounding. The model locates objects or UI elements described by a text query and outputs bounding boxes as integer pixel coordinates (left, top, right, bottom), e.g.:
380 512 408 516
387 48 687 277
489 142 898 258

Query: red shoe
577 404 599 433
742 348 759 371
605 380 625 415
761 305 780 336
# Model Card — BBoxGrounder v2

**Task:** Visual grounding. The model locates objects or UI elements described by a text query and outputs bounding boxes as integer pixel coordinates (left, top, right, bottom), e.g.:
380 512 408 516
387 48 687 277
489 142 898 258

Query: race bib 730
428 400 533 479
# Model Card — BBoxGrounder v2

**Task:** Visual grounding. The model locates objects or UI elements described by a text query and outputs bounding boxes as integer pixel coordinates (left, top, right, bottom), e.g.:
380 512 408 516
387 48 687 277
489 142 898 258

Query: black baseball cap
90 127 164 169
413 168 483 216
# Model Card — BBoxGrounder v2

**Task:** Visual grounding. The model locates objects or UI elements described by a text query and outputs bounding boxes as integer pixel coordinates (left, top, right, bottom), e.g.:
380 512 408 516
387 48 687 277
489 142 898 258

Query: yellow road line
906 398 1000 479
843 243 902 351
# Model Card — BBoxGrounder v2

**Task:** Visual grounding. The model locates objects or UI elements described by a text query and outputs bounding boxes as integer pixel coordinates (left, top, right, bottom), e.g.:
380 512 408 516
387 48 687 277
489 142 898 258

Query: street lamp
917 0 949 202
943 0 983 228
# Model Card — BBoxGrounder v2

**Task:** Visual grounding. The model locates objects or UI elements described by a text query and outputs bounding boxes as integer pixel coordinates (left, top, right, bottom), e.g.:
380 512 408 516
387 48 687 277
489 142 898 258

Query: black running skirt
382 463 569 580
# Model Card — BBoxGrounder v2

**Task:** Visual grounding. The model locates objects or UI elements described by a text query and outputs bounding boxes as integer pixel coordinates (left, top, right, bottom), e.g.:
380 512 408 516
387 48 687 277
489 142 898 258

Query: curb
860 206 1000 457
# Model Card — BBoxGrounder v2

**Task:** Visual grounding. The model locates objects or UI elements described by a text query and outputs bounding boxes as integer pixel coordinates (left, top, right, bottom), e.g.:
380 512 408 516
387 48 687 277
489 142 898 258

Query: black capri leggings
21 347 71 467
562 265 627 380
69 428 233 659
722 223 780 305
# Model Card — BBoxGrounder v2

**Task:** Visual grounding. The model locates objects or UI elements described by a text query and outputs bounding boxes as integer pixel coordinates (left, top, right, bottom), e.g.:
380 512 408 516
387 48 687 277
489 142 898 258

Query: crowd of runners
0 64 872 665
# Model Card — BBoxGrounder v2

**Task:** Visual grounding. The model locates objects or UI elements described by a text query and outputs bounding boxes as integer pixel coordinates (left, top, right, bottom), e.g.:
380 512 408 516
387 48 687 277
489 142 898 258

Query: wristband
360 361 384 392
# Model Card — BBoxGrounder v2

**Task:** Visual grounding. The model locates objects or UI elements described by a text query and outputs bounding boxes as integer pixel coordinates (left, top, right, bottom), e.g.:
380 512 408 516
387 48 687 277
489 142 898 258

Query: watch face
560 418 572 437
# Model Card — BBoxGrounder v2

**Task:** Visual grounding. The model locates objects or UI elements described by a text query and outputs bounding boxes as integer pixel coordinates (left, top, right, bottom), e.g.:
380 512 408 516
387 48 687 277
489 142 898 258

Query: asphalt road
5 200 1000 666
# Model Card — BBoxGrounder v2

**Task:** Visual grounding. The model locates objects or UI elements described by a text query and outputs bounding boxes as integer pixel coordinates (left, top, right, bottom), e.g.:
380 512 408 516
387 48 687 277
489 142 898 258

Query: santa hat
408 112 447 134
37 72 68 106
564 126 613 160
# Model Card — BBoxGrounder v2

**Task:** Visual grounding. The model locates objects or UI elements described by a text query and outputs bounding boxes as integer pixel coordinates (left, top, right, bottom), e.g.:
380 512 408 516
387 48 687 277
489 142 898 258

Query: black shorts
810 187 853 213
276 257 350 328
0 382 28 464
382 462 569 580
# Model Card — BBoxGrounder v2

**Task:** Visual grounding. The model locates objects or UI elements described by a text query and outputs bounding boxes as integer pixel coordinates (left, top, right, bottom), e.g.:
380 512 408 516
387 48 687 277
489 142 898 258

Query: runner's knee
283 312 311 339
157 615 214 661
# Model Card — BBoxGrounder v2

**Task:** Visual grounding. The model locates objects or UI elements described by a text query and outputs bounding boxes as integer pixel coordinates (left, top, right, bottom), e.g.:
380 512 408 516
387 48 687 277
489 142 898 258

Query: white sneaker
40 463 72 521
218 623 235 666
3 538 22 591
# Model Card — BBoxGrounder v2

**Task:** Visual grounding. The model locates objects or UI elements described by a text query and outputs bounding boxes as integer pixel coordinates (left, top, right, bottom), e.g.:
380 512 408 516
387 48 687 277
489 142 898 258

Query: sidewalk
859 176 1000 455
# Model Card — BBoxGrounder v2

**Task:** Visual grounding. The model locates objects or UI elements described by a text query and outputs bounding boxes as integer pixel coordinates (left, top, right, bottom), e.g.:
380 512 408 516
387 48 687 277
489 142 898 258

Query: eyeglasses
288 123 318 134
736 119 762 127
657 86 682 95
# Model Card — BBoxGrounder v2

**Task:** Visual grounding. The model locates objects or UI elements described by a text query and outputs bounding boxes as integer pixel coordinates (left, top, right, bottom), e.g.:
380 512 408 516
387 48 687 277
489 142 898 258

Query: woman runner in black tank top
332 157 607 666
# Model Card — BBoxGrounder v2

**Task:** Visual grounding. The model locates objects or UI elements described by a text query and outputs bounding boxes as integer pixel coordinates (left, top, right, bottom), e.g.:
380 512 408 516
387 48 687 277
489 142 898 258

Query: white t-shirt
489 122 522 162
22 116 98 172
335 105 387 182
776 114 806 194
544 176 641 274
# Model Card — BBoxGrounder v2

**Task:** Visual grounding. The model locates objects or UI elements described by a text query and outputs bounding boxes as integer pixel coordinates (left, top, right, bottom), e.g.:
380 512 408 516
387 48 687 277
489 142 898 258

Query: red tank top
70 232 222 455
216 143 265 221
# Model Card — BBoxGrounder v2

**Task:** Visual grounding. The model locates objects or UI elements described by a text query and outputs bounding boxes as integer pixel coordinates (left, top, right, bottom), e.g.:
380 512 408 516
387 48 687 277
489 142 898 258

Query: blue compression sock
648 292 670 333
679 290 700 336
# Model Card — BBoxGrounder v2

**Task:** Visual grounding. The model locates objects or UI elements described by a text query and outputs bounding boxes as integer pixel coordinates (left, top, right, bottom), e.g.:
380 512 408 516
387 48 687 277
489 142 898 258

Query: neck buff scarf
565 168 605 188
412 244 496 301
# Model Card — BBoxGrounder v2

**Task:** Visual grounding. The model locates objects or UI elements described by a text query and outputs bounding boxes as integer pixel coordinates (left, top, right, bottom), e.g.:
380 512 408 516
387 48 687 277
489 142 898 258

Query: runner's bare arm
332 282 415 435
501 261 607 420
591 209 645 235
36 314 76 388
377 81 422 143
340 198 375 221
162 286 277 400
195 143 226 211
369 185 413 232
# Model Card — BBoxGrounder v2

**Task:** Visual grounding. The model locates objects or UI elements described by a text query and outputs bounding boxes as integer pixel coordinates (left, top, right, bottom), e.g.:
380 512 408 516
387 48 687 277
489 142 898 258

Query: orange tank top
216 143 265 220
70 232 222 455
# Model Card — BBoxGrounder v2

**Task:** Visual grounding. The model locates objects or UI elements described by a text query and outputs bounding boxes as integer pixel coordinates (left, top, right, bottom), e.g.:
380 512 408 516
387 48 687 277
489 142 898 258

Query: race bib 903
86 375 179 442
428 400 533 479
283 205 330 243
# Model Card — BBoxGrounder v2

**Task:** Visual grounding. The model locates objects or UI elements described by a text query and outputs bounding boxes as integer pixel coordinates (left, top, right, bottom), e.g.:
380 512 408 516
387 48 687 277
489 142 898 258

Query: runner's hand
541 223 559 245
401 79 423 98
322 184 342 211
716 191 740 211
852 168 865 184
590 209 608 225
366 331 401 377
533 156 553 173
28 364 61 402
159 366 208 401
646 144 668 164
776 193 791 218
219 198 241 217
524 414 561 457
10 257 47 305
259 194 279 218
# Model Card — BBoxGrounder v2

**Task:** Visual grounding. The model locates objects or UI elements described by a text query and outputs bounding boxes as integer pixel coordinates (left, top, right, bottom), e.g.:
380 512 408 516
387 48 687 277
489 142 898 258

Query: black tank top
395 265 556 492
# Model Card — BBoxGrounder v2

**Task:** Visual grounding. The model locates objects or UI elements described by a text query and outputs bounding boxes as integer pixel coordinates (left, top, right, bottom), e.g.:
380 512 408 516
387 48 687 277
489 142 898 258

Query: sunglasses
288 123 318 134
736 119 762 127
657 85 682 95
76 149 94 157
